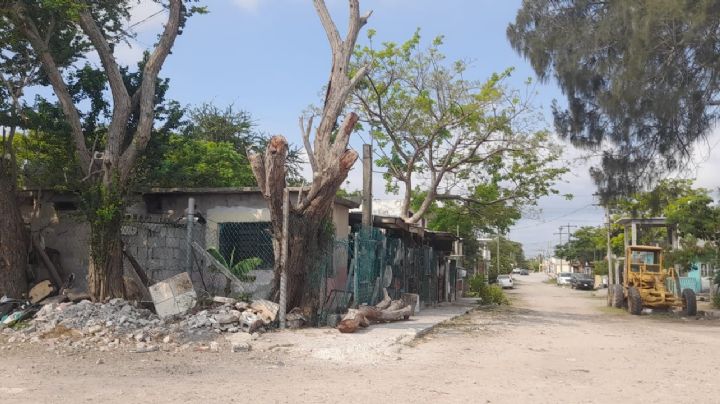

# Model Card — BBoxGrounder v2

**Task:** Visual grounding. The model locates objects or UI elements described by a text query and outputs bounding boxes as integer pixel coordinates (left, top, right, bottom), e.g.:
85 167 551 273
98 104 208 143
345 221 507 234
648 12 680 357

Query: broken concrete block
212 296 237 305
231 342 251 352
240 311 263 333
29 280 55 304
214 313 238 325
250 299 279 324
149 272 197 319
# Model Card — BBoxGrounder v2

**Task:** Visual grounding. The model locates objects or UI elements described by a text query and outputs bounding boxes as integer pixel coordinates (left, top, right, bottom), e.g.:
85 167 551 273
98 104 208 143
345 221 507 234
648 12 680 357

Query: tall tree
508 0 720 202
0 11 84 296
249 0 371 311
351 31 566 224
4 0 201 300
179 102 304 183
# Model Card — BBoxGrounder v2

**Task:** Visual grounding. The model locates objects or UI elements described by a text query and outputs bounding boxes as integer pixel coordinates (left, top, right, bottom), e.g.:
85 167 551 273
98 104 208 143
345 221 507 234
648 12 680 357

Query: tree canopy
508 0 720 202
351 30 567 225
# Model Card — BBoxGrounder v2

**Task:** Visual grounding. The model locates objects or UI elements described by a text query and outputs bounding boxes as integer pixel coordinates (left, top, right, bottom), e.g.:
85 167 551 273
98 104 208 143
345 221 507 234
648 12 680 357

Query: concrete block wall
121 221 187 283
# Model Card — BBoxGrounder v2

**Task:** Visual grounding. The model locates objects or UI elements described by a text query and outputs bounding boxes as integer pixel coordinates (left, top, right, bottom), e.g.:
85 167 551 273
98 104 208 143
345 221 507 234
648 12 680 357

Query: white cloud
127 2 166 33
233 0 262 13
113 41 147 67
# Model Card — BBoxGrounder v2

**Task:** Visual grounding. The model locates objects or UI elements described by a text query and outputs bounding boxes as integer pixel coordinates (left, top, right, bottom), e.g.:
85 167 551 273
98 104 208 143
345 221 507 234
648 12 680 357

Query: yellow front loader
607 245 697 316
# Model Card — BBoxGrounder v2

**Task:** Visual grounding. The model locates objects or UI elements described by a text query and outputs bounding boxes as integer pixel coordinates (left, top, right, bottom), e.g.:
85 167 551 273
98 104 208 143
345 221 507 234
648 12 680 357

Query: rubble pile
0 296 279 354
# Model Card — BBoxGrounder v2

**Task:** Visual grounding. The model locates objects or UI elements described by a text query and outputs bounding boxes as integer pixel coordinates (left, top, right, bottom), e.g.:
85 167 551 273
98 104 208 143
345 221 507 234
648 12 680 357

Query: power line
129 9 166 29
511 203 595 230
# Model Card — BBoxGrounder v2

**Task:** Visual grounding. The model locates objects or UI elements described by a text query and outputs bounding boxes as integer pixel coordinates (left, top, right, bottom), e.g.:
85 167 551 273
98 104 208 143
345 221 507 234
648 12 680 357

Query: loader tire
611 284 624 308
682 288 697 316
628 287 642 315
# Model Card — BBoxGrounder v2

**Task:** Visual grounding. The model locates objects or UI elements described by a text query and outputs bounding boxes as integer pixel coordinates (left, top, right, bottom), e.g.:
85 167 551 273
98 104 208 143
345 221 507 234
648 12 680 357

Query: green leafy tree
554 226 605 265
487 236 526 277
0 4 92 296
508 0 720 202
664 188 720 271
3 0 203 300
351 31 567 225
178 101 304 185
150 136 256 188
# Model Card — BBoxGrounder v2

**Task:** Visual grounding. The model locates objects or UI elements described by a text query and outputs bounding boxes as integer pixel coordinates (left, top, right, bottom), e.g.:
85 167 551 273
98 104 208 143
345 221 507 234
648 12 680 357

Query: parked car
520 269 529 276
556 272 573 286
512 268 523 275
569 273 595 290
498 274 514 289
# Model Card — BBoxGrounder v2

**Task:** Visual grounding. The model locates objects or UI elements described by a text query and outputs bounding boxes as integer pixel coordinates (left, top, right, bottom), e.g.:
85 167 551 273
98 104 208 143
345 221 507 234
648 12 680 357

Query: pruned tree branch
77 4 131 165
299 115 317 173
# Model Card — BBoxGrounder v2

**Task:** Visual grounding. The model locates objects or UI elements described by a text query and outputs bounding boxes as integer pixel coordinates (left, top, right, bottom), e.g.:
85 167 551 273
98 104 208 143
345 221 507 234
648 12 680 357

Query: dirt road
3 273 720 403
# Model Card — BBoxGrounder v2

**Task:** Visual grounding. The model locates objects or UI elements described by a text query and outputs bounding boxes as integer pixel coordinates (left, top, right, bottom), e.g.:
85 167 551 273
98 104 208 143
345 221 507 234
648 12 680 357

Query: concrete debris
286 307 306 329
149 273 197 319
231 342 251 352
212 296 237 305
0 294 284 355
250 299 279 324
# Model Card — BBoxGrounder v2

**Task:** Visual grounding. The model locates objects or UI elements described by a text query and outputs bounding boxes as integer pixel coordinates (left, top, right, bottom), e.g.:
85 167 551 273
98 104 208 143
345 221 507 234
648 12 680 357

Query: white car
497 274 514 289
556 272 573 286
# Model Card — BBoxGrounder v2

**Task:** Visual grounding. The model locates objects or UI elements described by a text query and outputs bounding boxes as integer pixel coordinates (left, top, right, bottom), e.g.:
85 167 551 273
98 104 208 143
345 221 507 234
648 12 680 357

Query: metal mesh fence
350 228 444 308
188 218 276 298
122 211 451 315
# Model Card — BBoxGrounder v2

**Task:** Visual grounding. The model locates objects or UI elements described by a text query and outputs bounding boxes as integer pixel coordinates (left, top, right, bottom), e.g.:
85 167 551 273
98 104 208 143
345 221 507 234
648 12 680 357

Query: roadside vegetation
467 275 509 305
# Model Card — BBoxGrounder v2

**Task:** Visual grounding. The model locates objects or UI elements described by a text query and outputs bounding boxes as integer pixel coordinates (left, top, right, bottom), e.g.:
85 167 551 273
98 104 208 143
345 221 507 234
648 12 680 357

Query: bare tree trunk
0 158 28 298
85 180 126 301
87 220 125 301
88 216 125 301
250 1 371 316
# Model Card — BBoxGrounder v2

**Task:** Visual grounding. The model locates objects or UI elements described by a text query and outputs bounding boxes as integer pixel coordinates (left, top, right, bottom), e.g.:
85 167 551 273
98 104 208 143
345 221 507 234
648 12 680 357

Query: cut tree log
375 304 412 321
375 288 391 310
337 300 413 333
385 299 405 312
337 309 369 333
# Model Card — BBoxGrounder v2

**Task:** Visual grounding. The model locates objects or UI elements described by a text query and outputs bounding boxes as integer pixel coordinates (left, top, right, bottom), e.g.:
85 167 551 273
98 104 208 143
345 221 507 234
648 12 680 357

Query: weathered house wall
21 188 356 300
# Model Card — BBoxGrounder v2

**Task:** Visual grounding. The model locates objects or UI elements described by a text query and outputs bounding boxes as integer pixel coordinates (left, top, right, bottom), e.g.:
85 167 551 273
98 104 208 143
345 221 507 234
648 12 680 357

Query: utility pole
558 223 577 272
496 228 501 275
553 227 566 274
362 144 372 228
605 207 614 286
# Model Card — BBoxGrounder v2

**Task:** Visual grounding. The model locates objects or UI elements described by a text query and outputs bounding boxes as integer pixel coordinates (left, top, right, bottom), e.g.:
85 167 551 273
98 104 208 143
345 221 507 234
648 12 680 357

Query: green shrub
467 274 509 305
469 274 487 294
485 285 510 305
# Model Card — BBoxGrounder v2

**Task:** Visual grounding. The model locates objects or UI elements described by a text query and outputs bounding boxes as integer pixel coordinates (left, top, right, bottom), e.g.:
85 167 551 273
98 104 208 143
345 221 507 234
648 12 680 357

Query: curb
411 307 475 340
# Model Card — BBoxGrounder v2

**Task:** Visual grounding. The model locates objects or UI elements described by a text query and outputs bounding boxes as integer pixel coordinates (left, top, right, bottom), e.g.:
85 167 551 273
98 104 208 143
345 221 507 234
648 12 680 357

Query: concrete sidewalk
370 297 476 336
244 298 476 365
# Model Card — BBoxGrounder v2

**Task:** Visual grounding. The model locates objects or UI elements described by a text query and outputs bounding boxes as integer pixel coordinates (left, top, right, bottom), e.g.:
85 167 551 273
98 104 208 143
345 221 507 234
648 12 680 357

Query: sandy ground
3 273 720 404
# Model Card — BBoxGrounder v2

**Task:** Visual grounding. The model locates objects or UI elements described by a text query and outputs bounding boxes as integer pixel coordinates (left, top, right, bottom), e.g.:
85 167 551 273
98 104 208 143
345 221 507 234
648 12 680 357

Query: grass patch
543 278 557 285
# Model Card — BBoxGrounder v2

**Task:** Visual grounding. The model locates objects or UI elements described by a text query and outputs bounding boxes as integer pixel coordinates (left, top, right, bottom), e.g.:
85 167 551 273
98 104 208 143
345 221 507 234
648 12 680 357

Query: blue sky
107 1 720 257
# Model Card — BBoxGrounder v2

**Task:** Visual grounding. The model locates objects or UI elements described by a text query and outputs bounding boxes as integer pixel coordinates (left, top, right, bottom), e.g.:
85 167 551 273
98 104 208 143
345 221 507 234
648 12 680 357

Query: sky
98 1 720 257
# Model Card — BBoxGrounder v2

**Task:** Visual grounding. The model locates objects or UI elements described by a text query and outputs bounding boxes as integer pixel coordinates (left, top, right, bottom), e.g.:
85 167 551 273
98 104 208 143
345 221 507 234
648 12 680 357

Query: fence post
185 197 195 276
279 189 289 329
353 232 359 308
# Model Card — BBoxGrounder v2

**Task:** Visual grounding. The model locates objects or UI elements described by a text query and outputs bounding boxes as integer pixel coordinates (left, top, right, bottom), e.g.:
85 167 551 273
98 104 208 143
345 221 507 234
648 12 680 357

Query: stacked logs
337 289 413 333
